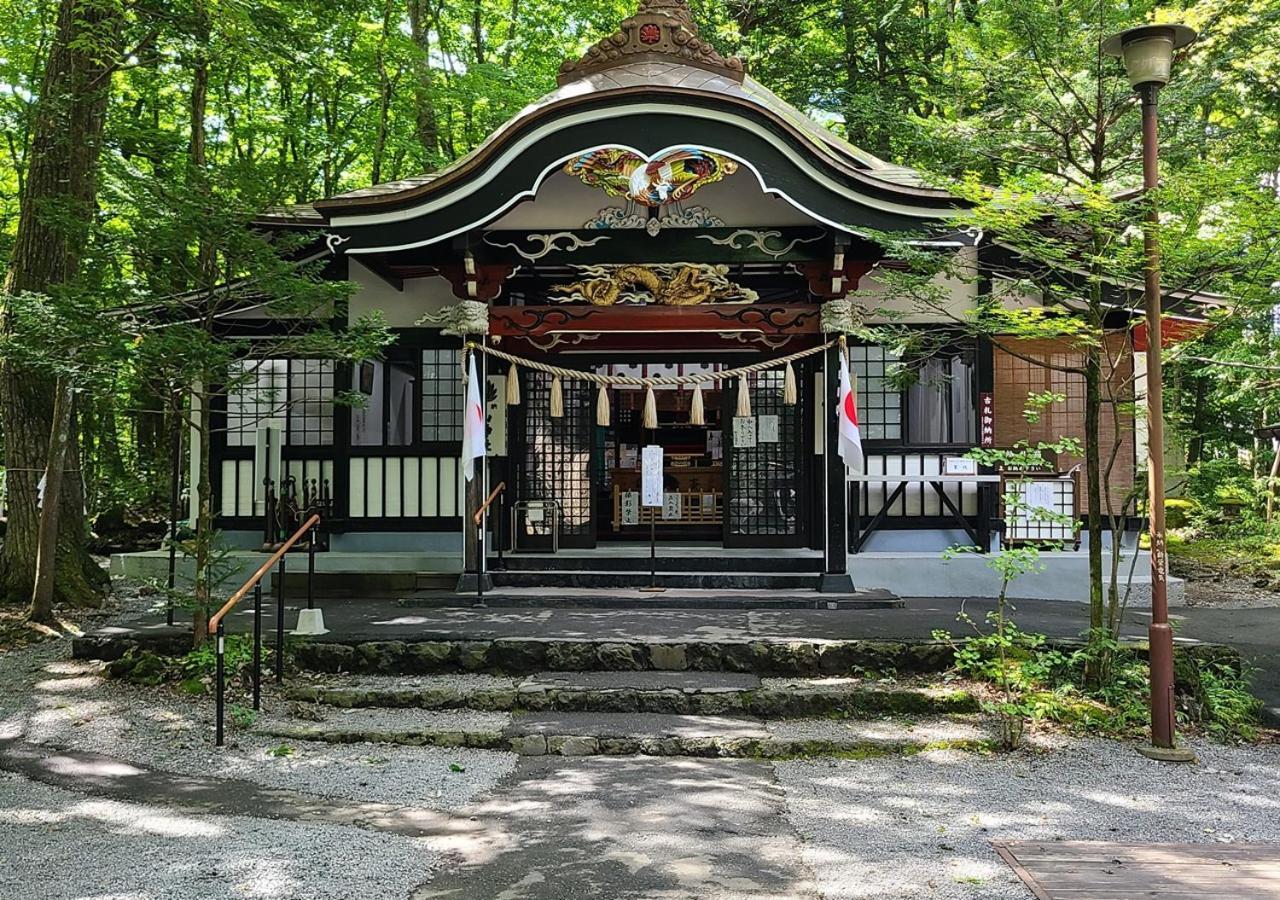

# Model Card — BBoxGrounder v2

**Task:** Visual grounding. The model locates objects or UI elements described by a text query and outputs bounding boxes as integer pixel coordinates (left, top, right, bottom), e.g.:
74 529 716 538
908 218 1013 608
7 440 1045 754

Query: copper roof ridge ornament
557 0 745 85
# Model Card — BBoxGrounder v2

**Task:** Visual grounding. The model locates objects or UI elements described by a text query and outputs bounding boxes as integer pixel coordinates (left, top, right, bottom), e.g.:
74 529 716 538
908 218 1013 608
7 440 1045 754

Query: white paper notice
662 493 682 520
758 415 780 443
621 492 640 525
733 416 757 449
641 445 664 507
1024 481 1056 516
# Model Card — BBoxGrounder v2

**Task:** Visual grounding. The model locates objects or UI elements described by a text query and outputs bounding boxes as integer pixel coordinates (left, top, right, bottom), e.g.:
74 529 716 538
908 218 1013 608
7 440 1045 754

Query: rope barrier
465 339 837 388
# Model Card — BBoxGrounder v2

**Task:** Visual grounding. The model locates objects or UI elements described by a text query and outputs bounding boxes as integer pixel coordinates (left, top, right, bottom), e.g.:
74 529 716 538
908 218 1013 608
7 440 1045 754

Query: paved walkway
415 756 817 899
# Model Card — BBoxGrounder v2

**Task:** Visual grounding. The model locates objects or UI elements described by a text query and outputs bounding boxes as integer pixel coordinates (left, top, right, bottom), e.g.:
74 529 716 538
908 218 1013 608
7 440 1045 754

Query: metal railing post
307 525 316 610
475 515 485 607
252 583 262 711
275 554 286 685
215 622 226 747
207 513 319 746
496 492 505 565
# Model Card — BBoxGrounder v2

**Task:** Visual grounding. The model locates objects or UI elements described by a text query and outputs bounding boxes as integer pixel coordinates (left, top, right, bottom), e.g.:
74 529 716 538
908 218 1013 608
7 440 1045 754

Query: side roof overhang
265 63 973 256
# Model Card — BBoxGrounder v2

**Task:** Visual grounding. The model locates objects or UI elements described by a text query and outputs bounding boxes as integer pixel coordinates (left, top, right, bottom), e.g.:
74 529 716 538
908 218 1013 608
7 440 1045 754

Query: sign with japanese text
979 392 995 448
641 445 663 507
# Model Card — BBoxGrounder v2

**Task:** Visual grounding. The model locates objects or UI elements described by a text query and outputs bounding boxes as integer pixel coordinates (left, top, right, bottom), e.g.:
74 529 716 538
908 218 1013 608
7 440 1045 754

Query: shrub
1183 458 1261 523
936 627 1263 743
1164 498 1195 529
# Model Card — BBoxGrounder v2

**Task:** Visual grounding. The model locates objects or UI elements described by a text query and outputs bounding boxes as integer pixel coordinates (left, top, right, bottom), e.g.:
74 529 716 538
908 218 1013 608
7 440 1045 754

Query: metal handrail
474 482 506 526
212 512 320 747
210 513 320 632
472 482 506 606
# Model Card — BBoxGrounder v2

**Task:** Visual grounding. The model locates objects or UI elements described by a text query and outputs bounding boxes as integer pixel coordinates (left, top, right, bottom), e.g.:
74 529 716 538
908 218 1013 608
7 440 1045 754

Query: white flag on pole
462 354 485 482
836 351 864 474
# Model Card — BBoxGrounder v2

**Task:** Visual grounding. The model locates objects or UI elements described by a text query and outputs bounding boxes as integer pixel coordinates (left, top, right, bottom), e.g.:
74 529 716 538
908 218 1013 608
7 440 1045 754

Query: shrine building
171 0 1191 602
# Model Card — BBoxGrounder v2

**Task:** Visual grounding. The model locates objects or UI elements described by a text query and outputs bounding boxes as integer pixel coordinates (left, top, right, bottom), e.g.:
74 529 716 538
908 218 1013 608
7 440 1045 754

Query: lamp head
1103 24 1197 88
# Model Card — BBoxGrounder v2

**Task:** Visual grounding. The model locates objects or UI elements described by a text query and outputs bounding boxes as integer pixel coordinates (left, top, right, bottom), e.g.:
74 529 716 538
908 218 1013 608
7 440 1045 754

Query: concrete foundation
847 549 1184 607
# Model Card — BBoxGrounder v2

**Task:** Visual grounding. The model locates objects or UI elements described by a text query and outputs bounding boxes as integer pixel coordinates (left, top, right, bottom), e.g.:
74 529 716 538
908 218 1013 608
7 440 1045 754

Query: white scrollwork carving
726 331 794 350
529 332 599 351
483 231 609 261
695 229 824 259
323 232 352 255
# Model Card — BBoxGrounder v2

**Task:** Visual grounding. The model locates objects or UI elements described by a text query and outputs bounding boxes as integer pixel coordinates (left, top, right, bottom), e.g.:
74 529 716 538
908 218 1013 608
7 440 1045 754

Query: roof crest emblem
557 0 745 85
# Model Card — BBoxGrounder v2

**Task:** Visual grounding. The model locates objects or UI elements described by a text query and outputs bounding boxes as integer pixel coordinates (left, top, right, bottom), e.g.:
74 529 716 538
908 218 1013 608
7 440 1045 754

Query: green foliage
1164 499 1195 529
938 621 1263 742
175 634 256 681
1195 661 1264 742
230 705 257 729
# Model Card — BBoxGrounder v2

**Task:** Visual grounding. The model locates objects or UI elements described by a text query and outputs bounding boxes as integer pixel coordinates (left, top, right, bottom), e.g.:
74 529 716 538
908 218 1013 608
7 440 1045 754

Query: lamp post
1103 23 1197 762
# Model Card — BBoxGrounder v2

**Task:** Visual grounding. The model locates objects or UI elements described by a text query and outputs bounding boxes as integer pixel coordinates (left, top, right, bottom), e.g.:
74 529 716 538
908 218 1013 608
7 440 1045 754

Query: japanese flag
837 351 864 474
462 354 485 482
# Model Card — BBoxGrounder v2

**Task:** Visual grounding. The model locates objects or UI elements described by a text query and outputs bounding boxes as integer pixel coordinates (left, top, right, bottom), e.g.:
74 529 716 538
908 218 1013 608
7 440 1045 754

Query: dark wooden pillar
821 342 855 592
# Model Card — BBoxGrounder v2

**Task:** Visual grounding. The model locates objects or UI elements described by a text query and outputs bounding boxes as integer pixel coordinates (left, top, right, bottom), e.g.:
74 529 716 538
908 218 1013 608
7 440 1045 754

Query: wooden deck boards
994 841 1280 900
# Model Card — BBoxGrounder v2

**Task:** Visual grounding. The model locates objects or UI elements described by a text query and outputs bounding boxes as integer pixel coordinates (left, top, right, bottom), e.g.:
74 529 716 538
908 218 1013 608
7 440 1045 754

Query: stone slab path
413 755 820 900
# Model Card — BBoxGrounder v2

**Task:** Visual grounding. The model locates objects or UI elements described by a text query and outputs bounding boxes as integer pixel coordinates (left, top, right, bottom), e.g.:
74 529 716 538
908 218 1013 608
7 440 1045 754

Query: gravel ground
0 770 441 900
0 582 518 810
776 736 1280 900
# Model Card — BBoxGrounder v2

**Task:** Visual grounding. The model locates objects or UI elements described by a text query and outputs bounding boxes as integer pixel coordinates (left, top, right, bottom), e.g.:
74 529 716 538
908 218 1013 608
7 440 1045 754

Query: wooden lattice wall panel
993 335 1135 516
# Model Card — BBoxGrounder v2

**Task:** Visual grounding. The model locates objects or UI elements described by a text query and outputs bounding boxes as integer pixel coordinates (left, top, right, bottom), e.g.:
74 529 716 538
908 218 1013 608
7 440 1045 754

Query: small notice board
641 445 663 507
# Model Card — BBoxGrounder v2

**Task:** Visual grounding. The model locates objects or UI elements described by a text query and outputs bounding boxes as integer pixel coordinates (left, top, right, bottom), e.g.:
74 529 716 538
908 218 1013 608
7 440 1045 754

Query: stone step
281 571 455 595
399 587 900 611
290 637 956 677
283 671 978 718
496 554 823 574
253 709 991 758
491 571 822 590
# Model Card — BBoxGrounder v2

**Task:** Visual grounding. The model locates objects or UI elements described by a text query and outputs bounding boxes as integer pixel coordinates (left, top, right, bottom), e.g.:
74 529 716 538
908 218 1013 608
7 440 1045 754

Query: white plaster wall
858 246 981 324
348 260 457 328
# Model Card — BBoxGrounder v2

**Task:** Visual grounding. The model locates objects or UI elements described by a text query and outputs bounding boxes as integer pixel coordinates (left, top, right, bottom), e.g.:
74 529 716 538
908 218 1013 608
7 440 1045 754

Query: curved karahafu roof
267 0 970 253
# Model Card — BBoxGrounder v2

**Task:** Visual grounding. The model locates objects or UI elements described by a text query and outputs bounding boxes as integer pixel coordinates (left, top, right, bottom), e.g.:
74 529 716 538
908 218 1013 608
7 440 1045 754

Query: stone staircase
256 635 989 758
435 552 904 609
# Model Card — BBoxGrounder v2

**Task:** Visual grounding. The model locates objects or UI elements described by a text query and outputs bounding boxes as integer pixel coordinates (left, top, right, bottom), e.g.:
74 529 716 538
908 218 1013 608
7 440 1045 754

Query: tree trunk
192 390 213 647
408 0 440 164
1083 344 1104 638
1186 374 1207 464
30 378 74 623
0 0 120 607
189 0 217 647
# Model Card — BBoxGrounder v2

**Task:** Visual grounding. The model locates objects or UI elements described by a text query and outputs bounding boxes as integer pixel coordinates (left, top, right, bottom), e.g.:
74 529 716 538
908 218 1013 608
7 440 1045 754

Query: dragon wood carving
551 264 758 306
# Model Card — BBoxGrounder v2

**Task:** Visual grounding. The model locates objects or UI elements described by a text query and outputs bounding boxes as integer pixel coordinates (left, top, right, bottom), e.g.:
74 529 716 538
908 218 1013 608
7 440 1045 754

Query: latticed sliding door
514 371 596 549
724 367 809 548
